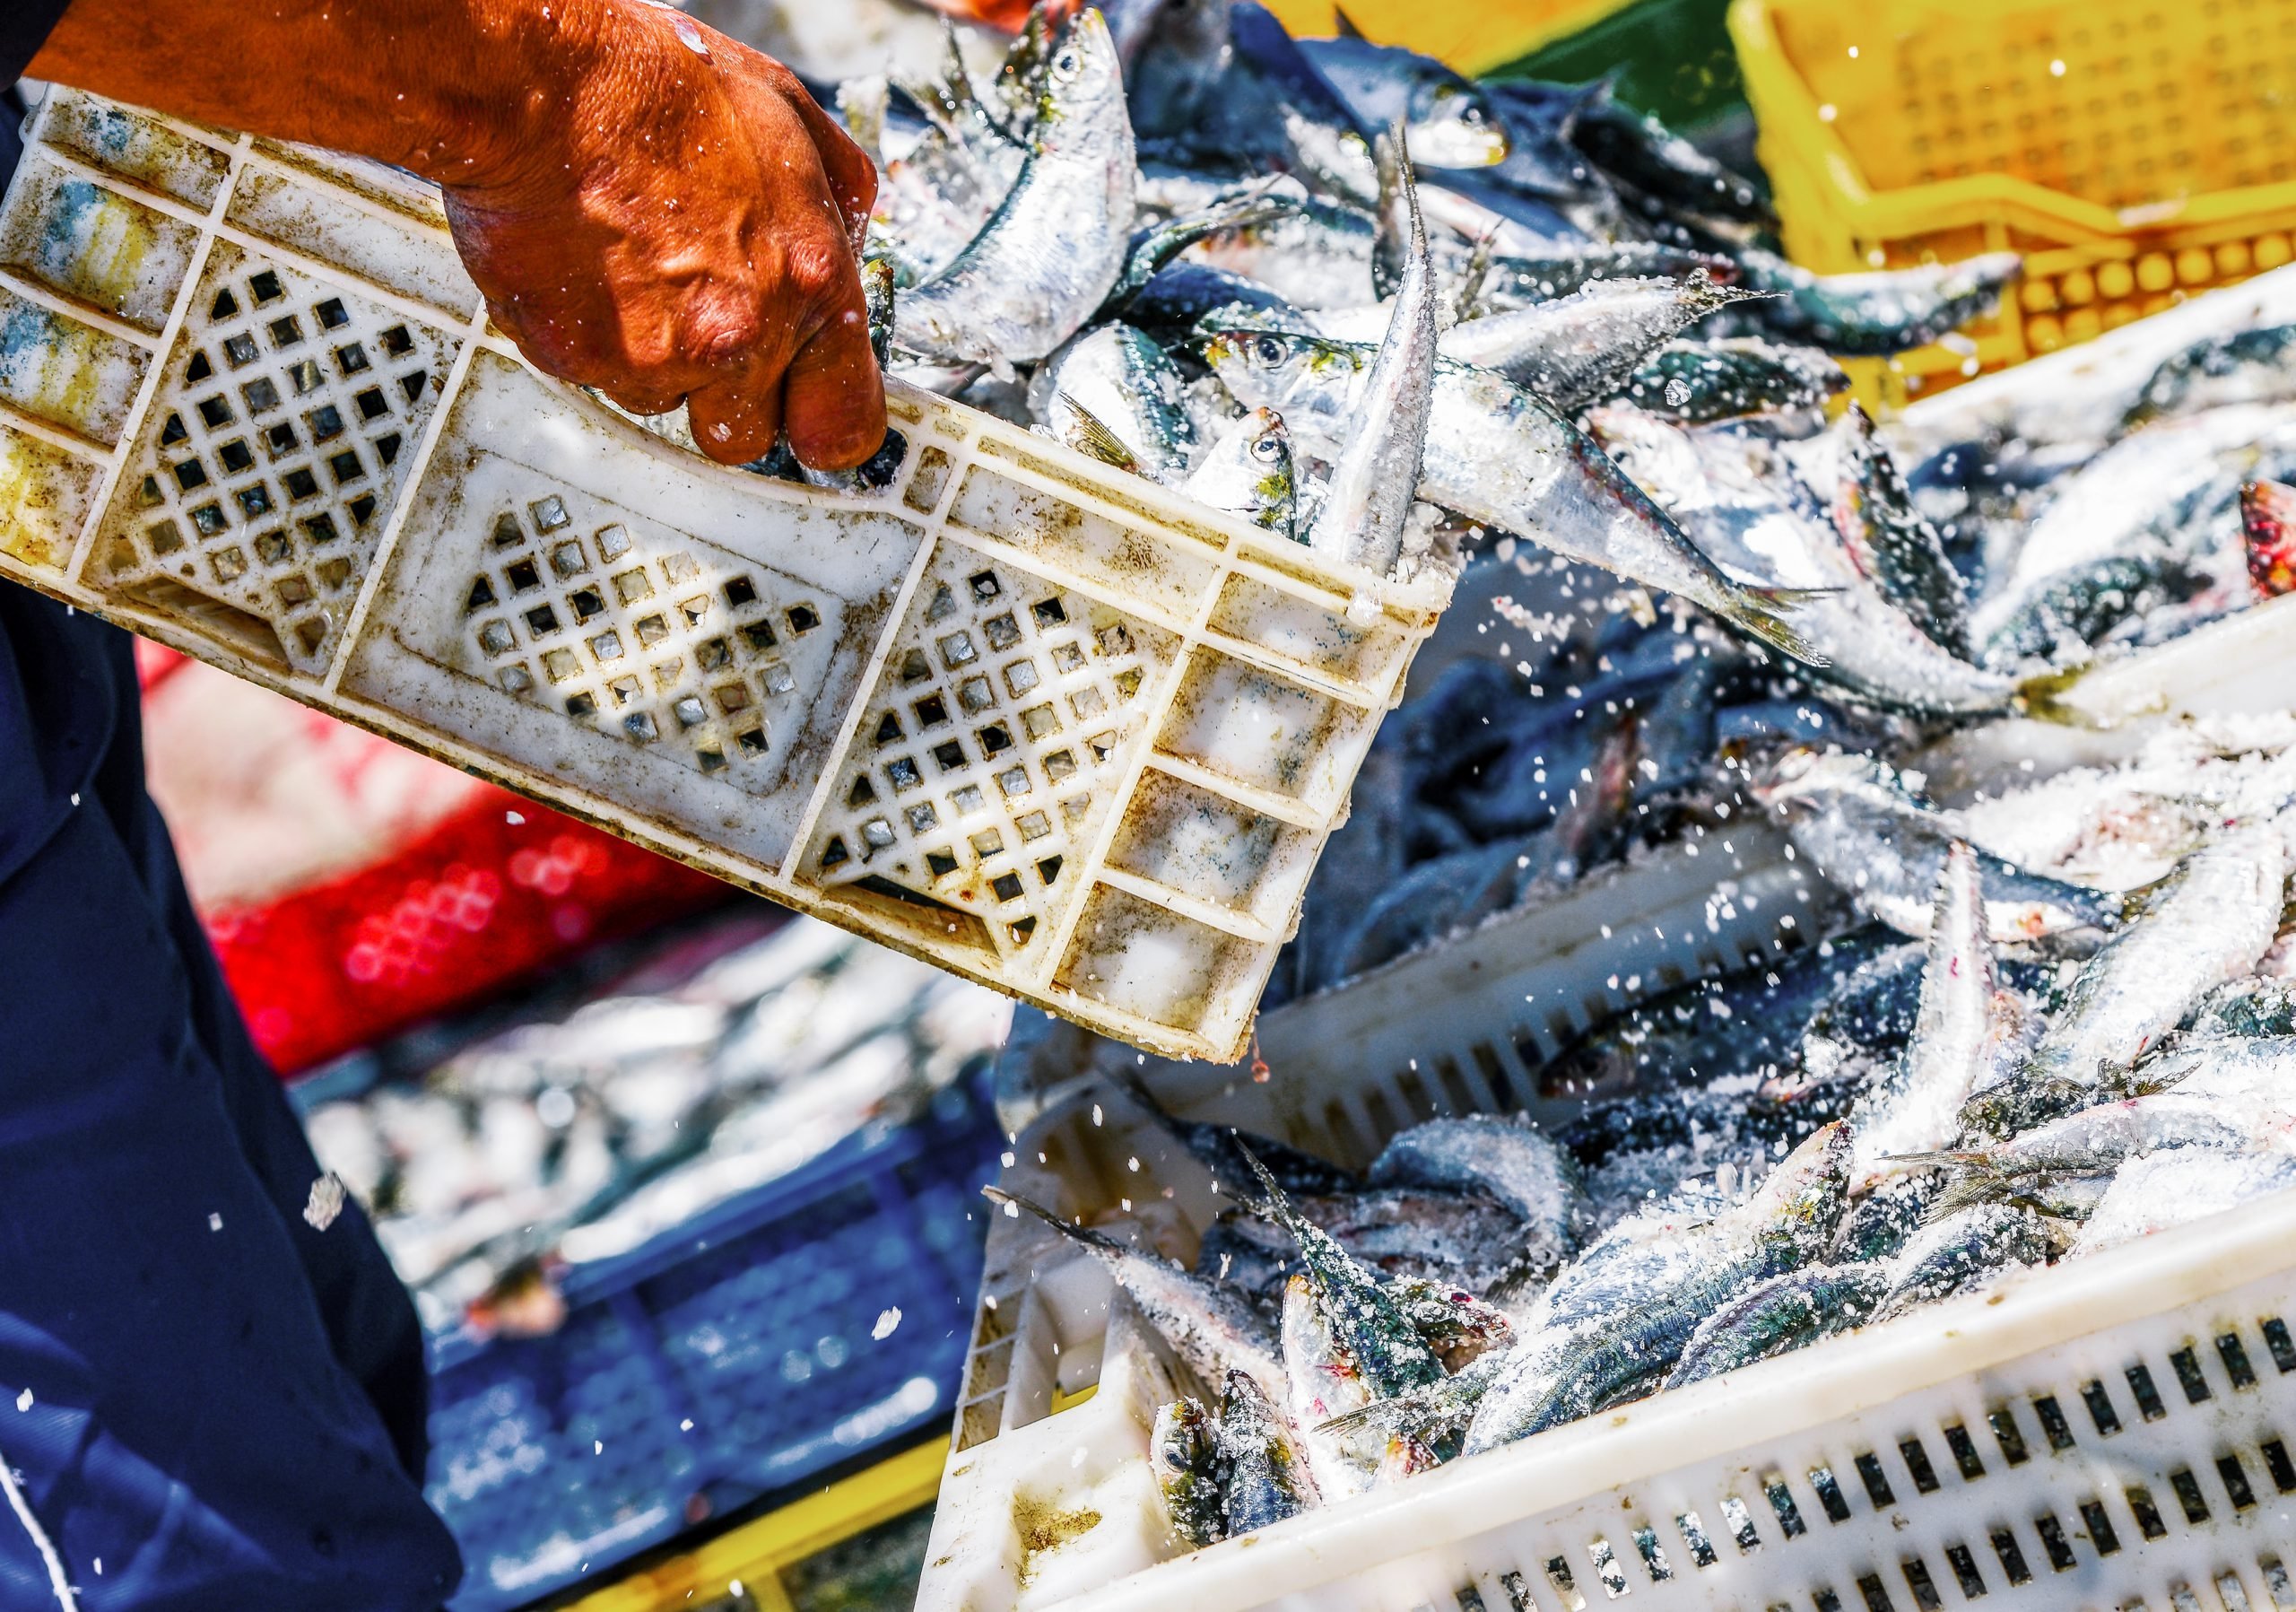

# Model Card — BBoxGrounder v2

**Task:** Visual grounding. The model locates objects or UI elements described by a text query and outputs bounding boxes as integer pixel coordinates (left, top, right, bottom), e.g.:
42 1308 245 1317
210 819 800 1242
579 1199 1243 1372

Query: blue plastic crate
426 1069 1004 1611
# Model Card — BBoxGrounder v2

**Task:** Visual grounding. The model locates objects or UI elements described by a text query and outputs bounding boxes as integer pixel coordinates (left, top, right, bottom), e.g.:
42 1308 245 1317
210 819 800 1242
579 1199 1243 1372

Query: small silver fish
1184 408 1298 538
896 13 1137 366
1439 273 1759 410
1202 327 1824 662
1303 126 1436 573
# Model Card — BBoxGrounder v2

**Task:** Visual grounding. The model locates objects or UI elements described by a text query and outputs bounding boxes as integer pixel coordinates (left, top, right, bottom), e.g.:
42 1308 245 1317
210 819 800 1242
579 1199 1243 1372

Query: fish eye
1052 47 1083 77
1250 434 1283 462
1457 102 1486 126
1252 335 1287 365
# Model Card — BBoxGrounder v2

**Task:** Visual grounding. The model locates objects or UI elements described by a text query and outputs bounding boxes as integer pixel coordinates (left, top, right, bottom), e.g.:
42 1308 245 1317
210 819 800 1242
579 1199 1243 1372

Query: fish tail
1729 584 1834 668
980 1184 1126 1253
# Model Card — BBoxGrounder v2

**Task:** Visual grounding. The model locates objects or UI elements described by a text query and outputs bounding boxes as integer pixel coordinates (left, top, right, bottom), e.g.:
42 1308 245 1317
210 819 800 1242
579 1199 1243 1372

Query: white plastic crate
921 593 2296 1612
0 89 1454 1062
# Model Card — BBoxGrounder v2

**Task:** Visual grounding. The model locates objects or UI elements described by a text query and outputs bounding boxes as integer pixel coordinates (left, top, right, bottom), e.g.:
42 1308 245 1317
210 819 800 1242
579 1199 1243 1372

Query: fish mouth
1410 124 1512 170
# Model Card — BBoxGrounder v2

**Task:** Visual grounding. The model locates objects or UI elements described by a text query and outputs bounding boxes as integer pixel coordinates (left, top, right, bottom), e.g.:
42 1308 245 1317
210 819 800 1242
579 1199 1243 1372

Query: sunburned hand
32 0 885 470
442 5 885 469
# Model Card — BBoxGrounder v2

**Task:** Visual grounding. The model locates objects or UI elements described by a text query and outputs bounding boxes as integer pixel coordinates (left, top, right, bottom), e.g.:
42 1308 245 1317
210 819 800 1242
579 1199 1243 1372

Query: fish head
1200 326 1353 413
1748 1119 1854 1251
1242 407 1296 522
1033 9 1129 150
1406 81 1511 170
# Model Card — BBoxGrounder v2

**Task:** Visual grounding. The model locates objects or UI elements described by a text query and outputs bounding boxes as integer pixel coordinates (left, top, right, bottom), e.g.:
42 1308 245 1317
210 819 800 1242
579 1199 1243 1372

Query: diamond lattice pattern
807 547 1178 962
95 242 459 671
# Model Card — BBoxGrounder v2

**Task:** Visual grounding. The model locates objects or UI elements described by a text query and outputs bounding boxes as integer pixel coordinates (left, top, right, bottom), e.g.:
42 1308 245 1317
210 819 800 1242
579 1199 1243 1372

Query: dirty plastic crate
1729 0 2296 406
0 88 1454 1064
918 593 2296 1612
427 1071 1004 1612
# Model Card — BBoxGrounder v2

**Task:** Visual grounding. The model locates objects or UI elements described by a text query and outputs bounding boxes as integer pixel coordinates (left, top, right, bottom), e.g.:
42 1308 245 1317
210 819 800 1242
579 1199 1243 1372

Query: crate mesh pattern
0 89 1450 1061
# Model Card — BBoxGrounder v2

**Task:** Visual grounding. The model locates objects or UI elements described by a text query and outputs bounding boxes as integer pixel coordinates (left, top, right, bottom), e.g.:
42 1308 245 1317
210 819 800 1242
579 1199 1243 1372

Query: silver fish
1303 127 1436 573
1151 1396 1227 1547
1873 1203 2049 1320
1183 407 1298 537
1439 273 1759 409
1847 841 2003 1192
1823 402 1972 658
1295 35 1511 171
1591 410 2014 714
1217 1368 1319 1532
1031 322 1198 482
2071 1148 2296 1257
896 13 1137 366
982 1186 1287 1403
1969 404 2296 650
1457 1123 1853 1452
1664 1263 1887 1387
1614 337 1849 423
1201 327 1824 661
1988 823 2286 1104
1368 1114 1585 1259
1752 750 2125 944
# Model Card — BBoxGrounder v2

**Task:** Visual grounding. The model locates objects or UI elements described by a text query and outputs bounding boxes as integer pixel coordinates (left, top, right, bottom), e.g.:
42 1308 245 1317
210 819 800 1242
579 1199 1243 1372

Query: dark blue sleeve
2 0 71 83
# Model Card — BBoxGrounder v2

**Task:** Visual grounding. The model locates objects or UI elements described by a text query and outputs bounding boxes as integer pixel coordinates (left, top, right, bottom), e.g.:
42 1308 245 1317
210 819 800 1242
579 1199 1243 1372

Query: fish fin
1733 584 1836 669
1333 5 1370 39
980 1185 1129 1254
1057 397 1144 475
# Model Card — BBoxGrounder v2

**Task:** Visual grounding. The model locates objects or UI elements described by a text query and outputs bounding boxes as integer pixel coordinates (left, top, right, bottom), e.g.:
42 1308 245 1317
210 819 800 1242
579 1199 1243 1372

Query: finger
784 91 880 250
687 364 787 466
781 301 886 472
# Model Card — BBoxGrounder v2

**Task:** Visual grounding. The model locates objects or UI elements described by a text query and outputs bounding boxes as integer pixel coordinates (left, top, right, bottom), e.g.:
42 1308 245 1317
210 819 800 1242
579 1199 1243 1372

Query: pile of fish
813 2 2296 1000
990 713 2296 1547
300 911 1009 1334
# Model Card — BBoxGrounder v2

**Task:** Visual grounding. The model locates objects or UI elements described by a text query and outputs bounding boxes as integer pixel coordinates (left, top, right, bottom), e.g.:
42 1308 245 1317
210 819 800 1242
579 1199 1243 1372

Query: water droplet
1664 378 1692 408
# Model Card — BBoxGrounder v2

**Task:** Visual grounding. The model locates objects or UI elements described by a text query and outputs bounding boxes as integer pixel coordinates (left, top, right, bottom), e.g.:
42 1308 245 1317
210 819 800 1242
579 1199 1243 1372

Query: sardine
1847 842 2003 1191
1201 327 1826 661
1613 337 1848 423
1032 322 1198 480
1151 1396 1227 1547
1973 823 2286 1119
1753 750 2126 943
1590 409 2014 714
896 13 1137 366
1239 1149 1447 1401
1873 1203 2049 1320
982 1186 1288 1401
1304 128 1436 573
1216 1369 1319 1531
1437 273 1759 410
1296 35 1511 170
1664 1263 1888 1387
1733 248 2022 358
1824 402 1972 658
1183 407 1299 537
1369 1114 1585 1254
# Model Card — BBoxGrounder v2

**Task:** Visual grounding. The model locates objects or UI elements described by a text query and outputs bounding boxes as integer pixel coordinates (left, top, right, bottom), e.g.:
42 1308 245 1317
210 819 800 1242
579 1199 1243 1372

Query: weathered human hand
441 4 884 467
36 0 887 469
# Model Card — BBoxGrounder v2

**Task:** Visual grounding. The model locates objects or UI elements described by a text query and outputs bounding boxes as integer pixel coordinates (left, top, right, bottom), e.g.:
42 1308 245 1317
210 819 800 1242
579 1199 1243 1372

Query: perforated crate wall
0 89 1451 1061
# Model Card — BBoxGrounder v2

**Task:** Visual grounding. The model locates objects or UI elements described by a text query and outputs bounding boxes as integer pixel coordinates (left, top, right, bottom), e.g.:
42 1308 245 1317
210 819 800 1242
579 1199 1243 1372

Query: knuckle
782 235 847 302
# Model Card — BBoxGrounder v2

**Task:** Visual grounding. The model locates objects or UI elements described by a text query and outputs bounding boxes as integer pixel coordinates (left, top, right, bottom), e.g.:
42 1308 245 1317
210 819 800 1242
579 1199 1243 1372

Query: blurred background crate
425 1069 1003 1612
1732 0 2296 404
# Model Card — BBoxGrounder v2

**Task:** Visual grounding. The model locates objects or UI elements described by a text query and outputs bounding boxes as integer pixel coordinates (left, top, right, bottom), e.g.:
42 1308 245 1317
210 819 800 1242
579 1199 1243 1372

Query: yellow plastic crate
1258 0 1639 75
1730 0 2296 405
559 1437 945 1612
